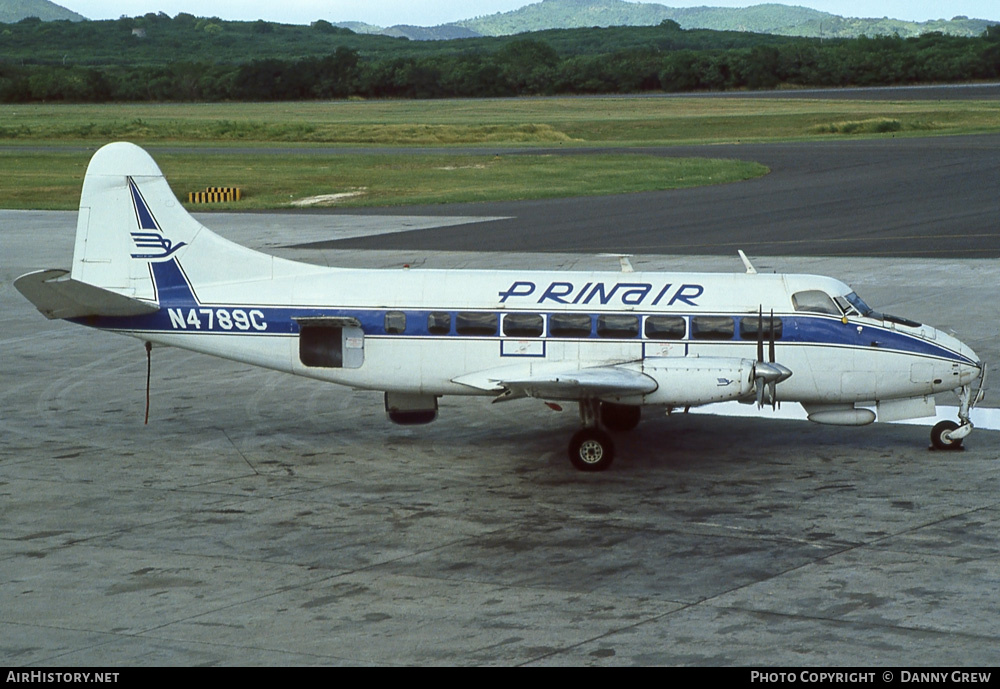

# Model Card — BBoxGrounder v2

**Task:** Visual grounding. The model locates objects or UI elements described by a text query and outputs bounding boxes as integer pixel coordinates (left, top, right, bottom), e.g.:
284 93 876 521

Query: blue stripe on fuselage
75 309 975 367
69 260 975 366
781 315 973 365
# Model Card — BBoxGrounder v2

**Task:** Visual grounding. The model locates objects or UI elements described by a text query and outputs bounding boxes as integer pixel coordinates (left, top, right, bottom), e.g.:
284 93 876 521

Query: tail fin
70 142 274 300
18 142 308 321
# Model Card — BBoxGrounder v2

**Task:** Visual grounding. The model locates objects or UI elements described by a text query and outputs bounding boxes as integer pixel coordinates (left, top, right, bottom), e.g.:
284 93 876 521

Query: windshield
845 292 872 316
835 291 873 317
835 291 923 327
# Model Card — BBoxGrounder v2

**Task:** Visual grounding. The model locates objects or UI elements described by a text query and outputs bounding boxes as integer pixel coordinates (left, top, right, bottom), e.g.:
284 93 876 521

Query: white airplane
15 142 987 471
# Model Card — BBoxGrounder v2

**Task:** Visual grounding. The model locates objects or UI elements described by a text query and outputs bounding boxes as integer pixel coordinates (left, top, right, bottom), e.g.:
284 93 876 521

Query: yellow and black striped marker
188 187 242 203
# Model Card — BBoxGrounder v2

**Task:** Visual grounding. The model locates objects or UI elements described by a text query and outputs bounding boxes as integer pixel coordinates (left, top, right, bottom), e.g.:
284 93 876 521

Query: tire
600 402 641 432
568 428 615 471
930 420 962 450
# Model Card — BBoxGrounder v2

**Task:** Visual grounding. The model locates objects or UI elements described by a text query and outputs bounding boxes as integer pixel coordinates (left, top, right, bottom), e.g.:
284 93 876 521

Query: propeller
753 307 792 409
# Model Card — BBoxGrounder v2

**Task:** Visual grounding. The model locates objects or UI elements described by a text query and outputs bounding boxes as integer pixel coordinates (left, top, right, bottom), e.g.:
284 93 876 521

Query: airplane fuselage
16 142 985 470
74 258 980 408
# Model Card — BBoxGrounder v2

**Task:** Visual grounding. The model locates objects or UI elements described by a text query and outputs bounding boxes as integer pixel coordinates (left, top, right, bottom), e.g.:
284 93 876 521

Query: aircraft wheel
930 420 963 450
600 402 641 432
568 428 615 472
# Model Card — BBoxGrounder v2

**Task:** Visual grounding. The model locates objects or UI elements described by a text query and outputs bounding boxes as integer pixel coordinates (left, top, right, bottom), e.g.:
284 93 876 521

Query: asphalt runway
313 134 1000 259
3 131 1000 666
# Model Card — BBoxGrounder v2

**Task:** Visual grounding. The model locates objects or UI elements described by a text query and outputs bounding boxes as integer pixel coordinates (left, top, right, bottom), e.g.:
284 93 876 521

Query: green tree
496 39 561 94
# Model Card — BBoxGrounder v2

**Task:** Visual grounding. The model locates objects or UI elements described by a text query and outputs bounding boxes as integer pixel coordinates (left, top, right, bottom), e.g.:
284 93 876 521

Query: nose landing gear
930 420 964 451
931 368 986 451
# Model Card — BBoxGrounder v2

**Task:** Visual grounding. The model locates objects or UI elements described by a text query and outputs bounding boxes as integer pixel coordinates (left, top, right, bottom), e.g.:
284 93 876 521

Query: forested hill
454 1 993 39
1 14 999 102
0 0 82 22
0 13 803 67
1 0 995 40
353 0 996 40
455 1 828 37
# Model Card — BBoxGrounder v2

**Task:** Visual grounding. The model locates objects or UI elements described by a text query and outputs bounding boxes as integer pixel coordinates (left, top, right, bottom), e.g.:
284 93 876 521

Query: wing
453 363 657 402
453 356 771 407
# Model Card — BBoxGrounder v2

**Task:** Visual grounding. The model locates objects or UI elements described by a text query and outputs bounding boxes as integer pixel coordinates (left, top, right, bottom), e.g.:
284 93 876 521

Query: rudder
70 142 273 302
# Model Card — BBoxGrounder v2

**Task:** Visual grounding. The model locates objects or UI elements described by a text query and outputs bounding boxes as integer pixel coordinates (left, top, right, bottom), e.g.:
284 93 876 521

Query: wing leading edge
493 366 658 402
454 355 764 407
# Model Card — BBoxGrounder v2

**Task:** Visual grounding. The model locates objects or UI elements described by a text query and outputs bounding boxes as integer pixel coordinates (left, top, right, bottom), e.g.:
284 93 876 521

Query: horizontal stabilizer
14 269 159 320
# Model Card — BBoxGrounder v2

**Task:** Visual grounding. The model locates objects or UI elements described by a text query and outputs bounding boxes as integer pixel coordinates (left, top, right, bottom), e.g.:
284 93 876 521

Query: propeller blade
768 308 776 364
769 308 776 408
753 362 792 407
752 307 791 410
757 307 764 363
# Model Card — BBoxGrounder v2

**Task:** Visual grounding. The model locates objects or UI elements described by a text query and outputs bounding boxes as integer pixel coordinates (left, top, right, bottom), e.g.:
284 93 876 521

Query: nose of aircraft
964 359 984 388
926 325 982 387
953 336 984 387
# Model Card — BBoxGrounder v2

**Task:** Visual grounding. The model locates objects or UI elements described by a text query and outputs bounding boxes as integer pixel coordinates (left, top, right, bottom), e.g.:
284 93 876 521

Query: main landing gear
568 426 615 472
567 400 640 471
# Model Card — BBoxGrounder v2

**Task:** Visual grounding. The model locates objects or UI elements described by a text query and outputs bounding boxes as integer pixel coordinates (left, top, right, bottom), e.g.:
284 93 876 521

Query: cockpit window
832 292 921 326
846 292 872 315
835 292 873 317
791 290 841 316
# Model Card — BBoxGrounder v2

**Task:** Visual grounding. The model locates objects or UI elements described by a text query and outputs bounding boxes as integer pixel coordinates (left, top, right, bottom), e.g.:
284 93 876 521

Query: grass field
5 97 1000 145
1 96 997 208
0 149 768 210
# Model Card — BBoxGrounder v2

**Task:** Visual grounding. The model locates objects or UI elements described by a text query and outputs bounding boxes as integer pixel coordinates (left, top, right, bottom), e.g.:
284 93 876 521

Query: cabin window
739 315 783 340
691 316 735 340
456 312 498 336
384 311 406 334
427 312 451 335
792 290 841 316
503 313 544 337
644 316 685 340
597 314 639 339
549 313 592 338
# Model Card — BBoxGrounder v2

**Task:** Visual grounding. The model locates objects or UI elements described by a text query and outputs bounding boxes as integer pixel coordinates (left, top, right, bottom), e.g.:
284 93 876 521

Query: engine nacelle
384 392 438 425
631 357 756 407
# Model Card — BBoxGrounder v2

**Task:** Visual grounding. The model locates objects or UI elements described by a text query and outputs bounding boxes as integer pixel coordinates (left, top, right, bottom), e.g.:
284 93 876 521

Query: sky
58 2 1000 27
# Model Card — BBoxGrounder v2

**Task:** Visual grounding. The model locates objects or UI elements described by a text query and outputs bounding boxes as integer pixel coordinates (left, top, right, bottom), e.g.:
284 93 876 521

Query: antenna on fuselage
738 250 758 275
